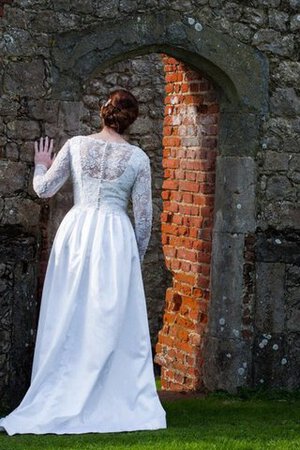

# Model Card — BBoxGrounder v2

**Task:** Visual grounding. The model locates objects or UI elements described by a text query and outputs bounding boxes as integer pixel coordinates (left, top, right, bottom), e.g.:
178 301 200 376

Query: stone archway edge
51 10 268 114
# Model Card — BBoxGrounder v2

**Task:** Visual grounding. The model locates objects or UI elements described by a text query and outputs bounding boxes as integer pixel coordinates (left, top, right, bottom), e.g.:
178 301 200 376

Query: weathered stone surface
0 161 27 195
209 232 245 337
272 61 300 87
224 2 242 21
214 156 256 233
3 60 46 98
253 333 289 388
255 262 285 332
203 336 252 392
256 0 280 5
290 0 300 8
243 7 266 26
266 175 294 201
27 100 59 122
268 10 289 31
262 118 300 153
53 0 93 13
263 151 289 171
256 231 300 264
0 29 36 56
1 199 41 230
0 95 19 117
252 30 294 56
19 141 34 163
270 88 300 117
5 143 19 161
259 201 300 230
218 112 262 156
290 14 300 31
0 227 38 410
6 120 40 140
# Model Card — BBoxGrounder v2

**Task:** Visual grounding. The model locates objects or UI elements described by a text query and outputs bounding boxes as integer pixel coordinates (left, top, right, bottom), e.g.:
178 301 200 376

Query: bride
0 88 167 435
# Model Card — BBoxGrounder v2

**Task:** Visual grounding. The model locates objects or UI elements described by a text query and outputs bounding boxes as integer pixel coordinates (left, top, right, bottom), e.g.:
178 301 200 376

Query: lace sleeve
132 154 153 264
33 138 71 198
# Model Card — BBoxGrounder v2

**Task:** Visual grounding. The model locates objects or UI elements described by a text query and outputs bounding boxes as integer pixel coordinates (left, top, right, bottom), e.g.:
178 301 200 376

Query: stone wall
0 0 299 401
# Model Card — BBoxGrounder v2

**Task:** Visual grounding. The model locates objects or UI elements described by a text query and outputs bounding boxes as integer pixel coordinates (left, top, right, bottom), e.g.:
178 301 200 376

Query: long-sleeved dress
0 135 167 435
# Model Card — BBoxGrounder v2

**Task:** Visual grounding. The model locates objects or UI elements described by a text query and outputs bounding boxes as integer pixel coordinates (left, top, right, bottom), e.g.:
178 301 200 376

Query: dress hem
0 414 167 436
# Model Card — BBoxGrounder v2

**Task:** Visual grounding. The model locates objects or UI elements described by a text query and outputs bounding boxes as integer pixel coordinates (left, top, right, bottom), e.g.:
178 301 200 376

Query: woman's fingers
49 138 54 153
34 136 54 153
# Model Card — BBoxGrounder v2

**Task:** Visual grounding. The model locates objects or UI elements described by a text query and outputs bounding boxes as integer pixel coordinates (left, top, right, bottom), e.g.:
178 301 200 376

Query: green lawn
1 382 300 450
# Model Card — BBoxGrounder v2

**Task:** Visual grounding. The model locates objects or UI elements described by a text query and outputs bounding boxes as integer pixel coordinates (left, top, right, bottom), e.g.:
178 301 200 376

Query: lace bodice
33 135 153 264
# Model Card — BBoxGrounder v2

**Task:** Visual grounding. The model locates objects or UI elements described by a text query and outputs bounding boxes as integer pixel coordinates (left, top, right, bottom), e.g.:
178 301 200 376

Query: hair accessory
104 98 112 106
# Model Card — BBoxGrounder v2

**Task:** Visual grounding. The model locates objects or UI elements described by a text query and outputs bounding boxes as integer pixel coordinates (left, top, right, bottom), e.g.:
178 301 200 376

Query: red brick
162 158 180 168
162 179 179 190
179 180 199 192
162 136 181 147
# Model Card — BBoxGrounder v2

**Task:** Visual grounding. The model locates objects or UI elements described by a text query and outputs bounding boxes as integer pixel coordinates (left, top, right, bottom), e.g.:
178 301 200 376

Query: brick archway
47 10 268 393
155 55 219 390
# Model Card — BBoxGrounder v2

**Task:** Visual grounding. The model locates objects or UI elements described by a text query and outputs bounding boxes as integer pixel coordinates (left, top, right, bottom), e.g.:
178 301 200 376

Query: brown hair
100 89 139 134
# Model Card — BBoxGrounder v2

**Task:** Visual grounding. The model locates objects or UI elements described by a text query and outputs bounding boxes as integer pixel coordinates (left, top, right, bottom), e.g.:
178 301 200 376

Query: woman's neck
92 127 128 143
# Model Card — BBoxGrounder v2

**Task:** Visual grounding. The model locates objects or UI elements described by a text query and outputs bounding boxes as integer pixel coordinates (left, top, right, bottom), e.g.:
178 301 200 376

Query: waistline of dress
71 203 128 213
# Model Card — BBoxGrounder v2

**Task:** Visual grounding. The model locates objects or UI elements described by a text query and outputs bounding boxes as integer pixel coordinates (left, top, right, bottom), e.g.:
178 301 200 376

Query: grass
1 380 300 450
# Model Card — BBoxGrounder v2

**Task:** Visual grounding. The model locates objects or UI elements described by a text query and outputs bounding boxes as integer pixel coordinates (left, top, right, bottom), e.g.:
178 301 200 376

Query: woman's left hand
34 136 56 169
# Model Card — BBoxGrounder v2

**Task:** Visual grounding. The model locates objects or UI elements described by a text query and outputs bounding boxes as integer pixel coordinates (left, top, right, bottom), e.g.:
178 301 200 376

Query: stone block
268 10 289 31
27 100 59 123
272 61 300 87
263 151 289 171
270 88 300 117
0 161 27 195
1 198 41 230
286 333 300 389
252 333 289 388
255 262 285 333
6 120 40 140
243 7 266 26
266 175 294 201
203 335 252 392
0 28 35 56
252 30 294 57
256 0 280 5
287 308 300 332
259 201 300 230
256 231 300 264
213 156 256 233
218 112 261 157
0 95 18 117
5 143 19 161
57 101 85 134
290 14 300 31
209 232 245 337
3 59 46 98
0 230 37 263
19 142 34 163
290 0 300 7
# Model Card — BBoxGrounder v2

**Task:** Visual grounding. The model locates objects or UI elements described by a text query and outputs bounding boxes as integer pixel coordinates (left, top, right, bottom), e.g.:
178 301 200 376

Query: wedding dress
0 135 167 435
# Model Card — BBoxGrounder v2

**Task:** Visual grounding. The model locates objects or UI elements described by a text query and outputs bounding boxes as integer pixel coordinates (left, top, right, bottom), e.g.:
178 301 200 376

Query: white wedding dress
0 135 167 435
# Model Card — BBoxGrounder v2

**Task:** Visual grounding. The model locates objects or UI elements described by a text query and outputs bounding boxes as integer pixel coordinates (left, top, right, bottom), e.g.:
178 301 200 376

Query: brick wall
154 55 219 390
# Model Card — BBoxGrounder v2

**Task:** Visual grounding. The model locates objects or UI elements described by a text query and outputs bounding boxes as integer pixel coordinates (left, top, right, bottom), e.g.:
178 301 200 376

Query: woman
0 89 167 435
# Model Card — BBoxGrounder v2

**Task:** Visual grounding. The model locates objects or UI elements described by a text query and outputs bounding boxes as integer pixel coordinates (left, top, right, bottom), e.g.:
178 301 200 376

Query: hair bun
100 89 139 135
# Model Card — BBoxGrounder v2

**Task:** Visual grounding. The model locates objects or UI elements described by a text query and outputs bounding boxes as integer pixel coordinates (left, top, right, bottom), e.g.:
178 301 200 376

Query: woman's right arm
33 137 71 198
131 154 153 265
